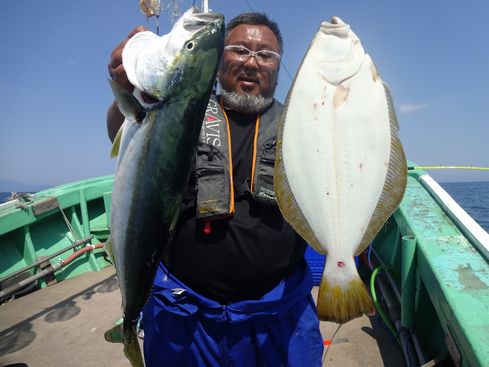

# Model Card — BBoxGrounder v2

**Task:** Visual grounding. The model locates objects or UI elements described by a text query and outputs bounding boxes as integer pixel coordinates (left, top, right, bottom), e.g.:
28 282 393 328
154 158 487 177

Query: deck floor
0 267 403 366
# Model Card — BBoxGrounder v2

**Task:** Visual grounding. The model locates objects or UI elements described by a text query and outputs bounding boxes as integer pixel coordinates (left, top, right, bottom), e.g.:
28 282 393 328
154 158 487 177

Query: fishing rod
139 0 210 34
409 165 489 171
139 0 162 34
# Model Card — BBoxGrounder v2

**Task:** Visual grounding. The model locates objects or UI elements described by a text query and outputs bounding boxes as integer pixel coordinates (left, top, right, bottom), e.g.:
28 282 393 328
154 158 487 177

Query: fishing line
410 165 489 171
322 323 342 364
367 243 373 269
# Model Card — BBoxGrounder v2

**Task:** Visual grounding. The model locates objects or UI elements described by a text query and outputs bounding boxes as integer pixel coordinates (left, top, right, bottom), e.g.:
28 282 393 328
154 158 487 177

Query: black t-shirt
168 107 307 304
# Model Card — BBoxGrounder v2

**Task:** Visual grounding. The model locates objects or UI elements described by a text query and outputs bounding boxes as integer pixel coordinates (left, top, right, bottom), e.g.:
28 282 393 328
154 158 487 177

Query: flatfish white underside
282 56 391 259
275 17 407 323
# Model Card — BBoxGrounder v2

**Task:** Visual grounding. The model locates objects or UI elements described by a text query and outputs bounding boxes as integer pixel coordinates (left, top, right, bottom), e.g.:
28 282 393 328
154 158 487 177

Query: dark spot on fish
337 261 345 267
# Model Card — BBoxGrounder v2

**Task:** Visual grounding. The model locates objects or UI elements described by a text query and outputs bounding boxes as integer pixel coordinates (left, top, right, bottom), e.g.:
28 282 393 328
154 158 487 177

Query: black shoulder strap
250 100 283 205
195 95 234 220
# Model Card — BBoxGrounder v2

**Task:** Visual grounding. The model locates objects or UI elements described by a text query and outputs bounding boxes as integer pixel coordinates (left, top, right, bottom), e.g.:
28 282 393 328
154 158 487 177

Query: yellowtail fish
275 16 407 323
105 8 224 366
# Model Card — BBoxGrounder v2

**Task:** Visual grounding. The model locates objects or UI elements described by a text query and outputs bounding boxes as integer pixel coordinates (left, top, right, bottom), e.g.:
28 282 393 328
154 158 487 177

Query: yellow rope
411 165 489 171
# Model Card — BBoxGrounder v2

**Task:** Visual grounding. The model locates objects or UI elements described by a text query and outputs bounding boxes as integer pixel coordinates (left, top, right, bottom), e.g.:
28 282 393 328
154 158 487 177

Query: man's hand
107 26 148 142
108 26 148 92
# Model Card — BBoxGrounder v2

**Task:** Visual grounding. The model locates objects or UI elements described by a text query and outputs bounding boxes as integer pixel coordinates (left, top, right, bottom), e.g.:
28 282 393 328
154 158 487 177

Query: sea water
0 192 12 203
440 181 489 233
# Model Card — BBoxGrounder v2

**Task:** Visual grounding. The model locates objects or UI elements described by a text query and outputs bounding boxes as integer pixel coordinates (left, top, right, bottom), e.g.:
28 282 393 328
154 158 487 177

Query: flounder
275 16 407 323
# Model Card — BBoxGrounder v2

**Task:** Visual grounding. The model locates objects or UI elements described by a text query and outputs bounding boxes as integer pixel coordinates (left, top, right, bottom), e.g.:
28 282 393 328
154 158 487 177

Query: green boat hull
372 166 489 366
0 176 114 292
0 166 488 366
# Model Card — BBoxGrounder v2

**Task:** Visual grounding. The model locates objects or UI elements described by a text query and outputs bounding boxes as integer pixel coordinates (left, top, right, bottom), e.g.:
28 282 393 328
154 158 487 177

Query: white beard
220 88 273 114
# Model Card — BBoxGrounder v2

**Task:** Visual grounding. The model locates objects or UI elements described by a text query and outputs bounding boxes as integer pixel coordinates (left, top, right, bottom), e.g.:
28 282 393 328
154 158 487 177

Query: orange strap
220 100 235 215
249 115 260 193
221 100 260 209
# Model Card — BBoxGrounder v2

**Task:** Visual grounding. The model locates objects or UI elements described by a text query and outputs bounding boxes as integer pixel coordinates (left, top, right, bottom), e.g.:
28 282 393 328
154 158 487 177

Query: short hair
226 13 283 55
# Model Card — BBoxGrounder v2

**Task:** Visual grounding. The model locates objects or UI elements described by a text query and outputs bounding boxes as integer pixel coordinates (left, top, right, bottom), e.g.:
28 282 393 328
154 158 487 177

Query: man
107 12 323 367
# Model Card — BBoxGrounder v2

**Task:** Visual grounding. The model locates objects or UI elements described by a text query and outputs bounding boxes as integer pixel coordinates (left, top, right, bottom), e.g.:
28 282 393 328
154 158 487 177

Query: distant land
0 179 51 193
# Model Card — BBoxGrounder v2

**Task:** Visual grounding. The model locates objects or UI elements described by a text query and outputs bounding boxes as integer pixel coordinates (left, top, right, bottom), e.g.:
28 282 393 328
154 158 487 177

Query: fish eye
185 41 195 51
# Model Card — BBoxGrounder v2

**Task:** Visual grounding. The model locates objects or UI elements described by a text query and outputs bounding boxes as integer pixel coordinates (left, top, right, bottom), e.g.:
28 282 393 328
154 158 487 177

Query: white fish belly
281 56 391 257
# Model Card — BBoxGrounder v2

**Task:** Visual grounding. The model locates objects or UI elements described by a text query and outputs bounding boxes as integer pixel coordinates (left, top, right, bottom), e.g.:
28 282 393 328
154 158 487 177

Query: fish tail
123 317 145 367
104 317 123 343
316 273 374 323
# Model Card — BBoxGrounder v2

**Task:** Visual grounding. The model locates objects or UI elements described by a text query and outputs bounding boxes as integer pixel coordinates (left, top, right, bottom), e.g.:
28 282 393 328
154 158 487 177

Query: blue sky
1 0 488 186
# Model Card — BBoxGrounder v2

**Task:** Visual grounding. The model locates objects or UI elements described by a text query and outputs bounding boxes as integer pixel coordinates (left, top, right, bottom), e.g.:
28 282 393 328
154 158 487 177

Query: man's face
218 24 280 99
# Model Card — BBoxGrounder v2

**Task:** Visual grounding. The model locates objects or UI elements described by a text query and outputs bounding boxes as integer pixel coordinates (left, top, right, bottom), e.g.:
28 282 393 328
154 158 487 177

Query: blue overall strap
142 262 323 367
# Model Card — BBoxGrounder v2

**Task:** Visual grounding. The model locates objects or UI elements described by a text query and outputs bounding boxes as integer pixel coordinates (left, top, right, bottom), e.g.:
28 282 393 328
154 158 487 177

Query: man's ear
217 63 223 79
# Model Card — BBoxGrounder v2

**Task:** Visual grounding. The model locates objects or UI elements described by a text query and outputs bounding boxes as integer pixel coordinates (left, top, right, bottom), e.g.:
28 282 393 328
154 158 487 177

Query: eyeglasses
224 45 281 64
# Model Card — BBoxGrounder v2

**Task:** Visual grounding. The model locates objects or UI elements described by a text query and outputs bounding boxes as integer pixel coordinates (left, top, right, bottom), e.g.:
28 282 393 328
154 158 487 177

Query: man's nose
243 54 259 70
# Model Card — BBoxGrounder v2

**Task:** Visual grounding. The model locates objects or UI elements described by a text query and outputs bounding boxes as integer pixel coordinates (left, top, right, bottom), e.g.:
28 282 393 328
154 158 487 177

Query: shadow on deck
1 268 404 366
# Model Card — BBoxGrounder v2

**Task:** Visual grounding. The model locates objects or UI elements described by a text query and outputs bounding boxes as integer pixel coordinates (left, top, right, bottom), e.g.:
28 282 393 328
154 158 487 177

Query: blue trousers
142 261 323 367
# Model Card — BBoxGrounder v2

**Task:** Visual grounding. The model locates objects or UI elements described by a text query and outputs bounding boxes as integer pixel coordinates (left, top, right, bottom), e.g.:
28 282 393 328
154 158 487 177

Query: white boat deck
0 267 403 366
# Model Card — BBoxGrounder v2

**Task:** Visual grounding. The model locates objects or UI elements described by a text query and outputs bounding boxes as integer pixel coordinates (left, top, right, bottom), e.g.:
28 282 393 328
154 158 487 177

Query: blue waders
142 261 323 366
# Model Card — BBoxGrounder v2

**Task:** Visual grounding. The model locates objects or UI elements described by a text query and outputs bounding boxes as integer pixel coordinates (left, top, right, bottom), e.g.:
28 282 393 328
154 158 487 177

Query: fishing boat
1 165 487 366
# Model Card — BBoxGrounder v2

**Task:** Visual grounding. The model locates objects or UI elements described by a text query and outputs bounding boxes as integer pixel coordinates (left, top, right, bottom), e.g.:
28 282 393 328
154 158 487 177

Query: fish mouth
331 16 346 25
320 16 350 35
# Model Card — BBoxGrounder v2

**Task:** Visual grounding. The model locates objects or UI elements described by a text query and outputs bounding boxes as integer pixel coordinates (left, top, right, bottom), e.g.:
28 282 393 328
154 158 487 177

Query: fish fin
274 95 324 253
355 81 407 255
382 81 400 131
122 317 144 367
105 238 117 266
167 200 182 243
317 271 374 323
370 60 379 82
110 126 124 158
104 318 124 343
108 79 146 123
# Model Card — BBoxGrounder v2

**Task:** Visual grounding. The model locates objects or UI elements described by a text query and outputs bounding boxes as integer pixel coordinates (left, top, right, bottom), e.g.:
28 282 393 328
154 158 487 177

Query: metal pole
401 235 417 328
0 236 94 284
0 244 104 300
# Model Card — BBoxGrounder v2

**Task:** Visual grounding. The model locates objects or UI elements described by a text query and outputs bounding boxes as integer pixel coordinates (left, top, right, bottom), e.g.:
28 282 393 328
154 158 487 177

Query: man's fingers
127 25 148 38
109 45 124 70
108 63 134 91
108 26 149 91
109 26 146 70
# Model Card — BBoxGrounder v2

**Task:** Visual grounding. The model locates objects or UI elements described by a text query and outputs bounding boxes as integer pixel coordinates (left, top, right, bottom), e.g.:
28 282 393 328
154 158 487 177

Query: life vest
184 95 282 221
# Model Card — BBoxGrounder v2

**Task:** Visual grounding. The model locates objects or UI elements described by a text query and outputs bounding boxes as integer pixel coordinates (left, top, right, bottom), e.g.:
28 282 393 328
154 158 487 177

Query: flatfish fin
355 81 407 255
274 96 325 255
318 275 374 323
